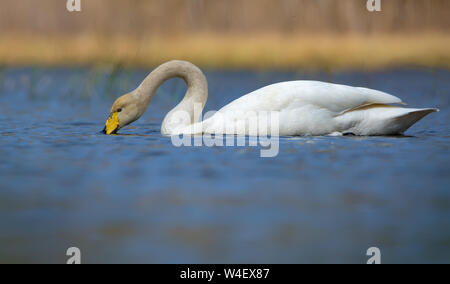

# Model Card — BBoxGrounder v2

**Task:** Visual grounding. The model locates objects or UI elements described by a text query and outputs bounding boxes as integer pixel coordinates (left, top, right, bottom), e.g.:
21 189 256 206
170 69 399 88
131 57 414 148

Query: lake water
0 66 449 263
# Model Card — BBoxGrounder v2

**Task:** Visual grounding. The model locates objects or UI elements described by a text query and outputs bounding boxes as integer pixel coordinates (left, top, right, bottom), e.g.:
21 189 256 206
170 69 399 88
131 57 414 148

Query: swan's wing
219 80 403 114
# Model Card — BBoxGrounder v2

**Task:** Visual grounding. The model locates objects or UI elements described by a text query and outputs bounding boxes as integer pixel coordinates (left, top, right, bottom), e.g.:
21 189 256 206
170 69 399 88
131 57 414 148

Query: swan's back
219 80 403 114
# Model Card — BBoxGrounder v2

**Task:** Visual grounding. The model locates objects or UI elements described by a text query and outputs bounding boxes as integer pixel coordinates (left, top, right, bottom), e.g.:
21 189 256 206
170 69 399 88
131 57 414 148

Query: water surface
0 66 449 263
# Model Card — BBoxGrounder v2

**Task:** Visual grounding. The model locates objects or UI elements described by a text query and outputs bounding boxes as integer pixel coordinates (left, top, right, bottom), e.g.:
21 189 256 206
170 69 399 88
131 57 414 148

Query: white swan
103 60 438 136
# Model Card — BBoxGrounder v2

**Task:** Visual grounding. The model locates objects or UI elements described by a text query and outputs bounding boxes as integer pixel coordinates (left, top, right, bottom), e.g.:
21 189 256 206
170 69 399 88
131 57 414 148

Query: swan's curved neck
135 60 208 134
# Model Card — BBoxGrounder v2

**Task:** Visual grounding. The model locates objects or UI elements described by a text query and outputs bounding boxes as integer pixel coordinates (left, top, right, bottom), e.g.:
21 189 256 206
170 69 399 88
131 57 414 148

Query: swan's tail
337 105 439 135
389 108 438 134
370 107 438 135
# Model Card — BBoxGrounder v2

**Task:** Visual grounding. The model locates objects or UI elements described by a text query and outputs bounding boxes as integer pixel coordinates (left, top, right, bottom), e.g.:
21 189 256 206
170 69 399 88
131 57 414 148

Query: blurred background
0 0 449 69
0 1 449 264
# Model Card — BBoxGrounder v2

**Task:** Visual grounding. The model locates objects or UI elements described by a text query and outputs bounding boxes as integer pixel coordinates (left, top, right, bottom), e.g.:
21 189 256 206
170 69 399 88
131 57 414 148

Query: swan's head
103 93 140 135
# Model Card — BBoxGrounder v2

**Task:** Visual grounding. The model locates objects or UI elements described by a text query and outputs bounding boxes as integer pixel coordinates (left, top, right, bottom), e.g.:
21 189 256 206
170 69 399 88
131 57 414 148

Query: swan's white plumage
179 80 436 136
218 81 403 113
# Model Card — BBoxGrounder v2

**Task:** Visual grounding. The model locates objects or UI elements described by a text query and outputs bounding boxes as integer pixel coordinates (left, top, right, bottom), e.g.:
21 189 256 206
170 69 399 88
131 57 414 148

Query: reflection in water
0 68 449 263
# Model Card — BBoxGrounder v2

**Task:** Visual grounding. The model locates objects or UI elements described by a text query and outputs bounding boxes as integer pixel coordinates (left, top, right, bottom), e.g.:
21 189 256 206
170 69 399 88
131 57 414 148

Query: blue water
0 66 449 263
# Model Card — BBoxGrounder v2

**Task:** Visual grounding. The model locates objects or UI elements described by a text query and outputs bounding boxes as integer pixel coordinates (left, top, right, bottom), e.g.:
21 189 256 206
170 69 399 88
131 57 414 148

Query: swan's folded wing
220 81 403 115
285 81 403 114
337 86 404 115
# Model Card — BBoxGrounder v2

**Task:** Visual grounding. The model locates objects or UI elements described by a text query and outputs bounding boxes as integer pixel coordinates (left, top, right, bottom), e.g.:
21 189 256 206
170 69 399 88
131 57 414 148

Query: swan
103 60 438 136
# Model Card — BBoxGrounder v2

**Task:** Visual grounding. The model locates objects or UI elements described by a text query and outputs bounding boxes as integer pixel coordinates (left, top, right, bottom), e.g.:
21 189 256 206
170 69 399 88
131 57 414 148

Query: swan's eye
117 108 122 113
